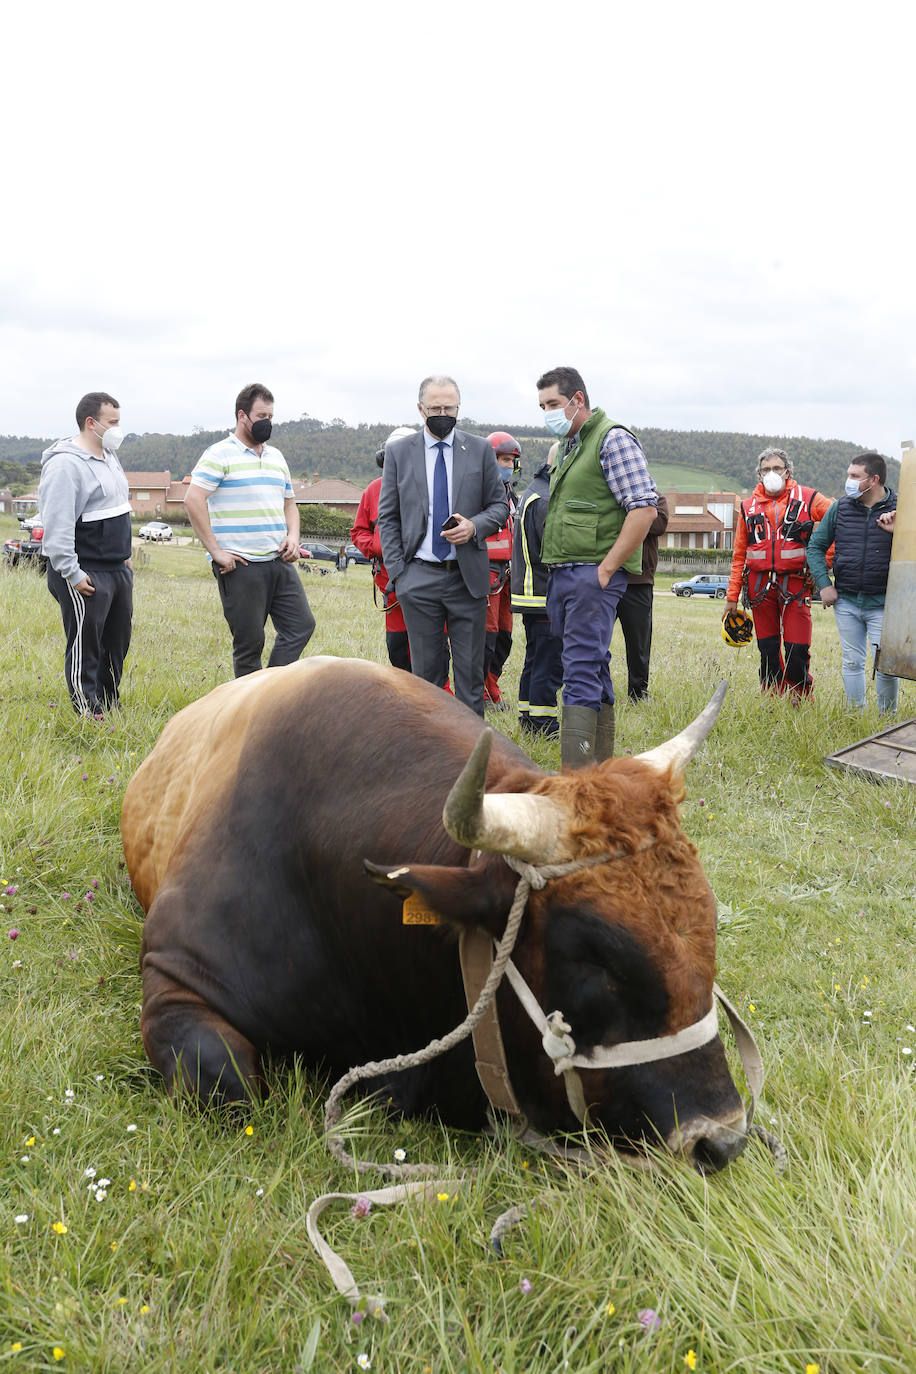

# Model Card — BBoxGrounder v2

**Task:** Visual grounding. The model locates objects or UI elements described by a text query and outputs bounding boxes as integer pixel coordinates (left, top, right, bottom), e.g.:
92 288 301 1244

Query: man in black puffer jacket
807 452 899 713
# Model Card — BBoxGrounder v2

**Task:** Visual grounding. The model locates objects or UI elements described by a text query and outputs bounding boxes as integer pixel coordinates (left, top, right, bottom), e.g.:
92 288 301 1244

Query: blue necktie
432 441 450 560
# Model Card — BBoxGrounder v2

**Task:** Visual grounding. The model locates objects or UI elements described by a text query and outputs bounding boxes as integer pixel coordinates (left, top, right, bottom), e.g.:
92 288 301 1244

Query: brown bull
122 657 747 1171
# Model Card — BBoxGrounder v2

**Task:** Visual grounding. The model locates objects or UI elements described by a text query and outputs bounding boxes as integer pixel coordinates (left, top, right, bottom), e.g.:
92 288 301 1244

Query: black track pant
613 582 654 701
47 562 133 714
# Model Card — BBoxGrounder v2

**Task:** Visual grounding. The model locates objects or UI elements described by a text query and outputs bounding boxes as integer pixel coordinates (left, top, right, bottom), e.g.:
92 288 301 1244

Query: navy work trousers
547 563 627 710
518 614 563 735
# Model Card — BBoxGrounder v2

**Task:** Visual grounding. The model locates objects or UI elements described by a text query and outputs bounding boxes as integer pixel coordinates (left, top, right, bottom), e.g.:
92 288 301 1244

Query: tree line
0 417 899 501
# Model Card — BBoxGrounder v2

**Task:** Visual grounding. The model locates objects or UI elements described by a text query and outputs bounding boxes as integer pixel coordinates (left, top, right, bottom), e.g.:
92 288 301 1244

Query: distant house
662 490 739 550
165 475 192 518
12 492 39 518
292 478 364 517
125 471 171 517
0 488 13 515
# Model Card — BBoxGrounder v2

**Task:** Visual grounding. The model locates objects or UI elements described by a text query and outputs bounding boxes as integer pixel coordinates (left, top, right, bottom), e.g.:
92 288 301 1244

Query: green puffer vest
541 409 643 572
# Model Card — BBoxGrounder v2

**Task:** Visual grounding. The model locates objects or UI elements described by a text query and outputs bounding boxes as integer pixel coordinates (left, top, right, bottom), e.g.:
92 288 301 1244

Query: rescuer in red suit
723 446 833 696
351 426 417 671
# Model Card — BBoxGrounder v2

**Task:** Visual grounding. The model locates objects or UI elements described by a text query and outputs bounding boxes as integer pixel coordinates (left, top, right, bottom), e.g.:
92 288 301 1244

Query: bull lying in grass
122 657 748 1172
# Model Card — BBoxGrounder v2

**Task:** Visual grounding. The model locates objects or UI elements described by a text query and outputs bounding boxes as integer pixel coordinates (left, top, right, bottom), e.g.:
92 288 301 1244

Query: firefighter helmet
487 430 521 474
376 425 417 468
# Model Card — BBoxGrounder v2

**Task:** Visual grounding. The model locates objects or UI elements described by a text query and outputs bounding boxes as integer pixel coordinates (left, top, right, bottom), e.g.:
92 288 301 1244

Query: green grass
1 522 915 1372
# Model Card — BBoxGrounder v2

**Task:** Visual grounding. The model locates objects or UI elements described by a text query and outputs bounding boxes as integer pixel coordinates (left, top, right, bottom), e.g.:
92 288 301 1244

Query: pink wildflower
638 1308 662 1332
350 1197 372 1219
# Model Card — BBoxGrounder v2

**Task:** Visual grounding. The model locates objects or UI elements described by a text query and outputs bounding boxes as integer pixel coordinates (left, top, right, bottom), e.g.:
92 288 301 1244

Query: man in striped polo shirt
186 383 315 677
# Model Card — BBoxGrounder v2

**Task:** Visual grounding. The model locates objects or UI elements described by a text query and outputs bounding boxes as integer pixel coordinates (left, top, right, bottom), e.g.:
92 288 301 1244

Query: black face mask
375 448 385 470
249 417 272 445
426 413 457 440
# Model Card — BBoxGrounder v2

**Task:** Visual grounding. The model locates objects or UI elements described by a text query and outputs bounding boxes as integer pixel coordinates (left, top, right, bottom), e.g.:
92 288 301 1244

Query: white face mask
761 470 786 494
97 424 124 453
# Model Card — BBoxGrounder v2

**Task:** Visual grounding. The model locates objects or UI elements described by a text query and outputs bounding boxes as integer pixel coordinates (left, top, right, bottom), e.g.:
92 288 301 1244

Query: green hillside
644 462 742 494
0 418 899 501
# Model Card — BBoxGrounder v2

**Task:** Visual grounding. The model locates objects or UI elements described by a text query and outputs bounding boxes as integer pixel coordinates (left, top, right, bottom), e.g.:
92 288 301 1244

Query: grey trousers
395 558 487 715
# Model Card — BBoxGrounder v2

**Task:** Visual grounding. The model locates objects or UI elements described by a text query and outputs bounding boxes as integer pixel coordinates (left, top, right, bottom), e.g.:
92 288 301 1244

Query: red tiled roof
293 479 364 503
666 512 726 532
125 471 171 488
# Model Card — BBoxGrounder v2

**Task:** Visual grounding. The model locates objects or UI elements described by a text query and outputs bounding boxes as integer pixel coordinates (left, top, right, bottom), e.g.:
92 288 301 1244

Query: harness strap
459 928 523 1119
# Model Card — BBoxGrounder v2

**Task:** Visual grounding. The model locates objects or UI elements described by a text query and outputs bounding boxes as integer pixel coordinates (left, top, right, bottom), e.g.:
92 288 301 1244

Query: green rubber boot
595 702 615 763
560 704 599 769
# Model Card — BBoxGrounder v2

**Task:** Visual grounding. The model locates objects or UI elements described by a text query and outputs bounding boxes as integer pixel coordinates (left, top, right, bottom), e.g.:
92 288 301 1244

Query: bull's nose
667 1111 748 1173
690 1127 748 1174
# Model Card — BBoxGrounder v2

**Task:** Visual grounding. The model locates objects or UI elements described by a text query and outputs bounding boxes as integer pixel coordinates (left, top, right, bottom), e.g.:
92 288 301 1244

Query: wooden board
824 719 916 784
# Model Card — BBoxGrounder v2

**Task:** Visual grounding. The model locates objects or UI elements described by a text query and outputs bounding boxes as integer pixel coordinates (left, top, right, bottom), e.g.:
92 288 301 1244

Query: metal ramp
825 719 916 784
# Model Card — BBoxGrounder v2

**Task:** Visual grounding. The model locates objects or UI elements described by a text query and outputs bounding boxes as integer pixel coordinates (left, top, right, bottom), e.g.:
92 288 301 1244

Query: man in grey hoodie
38 391 134 716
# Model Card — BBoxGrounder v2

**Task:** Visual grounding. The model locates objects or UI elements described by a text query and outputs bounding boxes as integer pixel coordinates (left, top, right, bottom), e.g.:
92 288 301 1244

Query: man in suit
377 375 508 715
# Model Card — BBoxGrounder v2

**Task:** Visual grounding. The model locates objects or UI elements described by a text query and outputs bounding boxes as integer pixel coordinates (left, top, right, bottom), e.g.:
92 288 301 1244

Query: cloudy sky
4 0 914 460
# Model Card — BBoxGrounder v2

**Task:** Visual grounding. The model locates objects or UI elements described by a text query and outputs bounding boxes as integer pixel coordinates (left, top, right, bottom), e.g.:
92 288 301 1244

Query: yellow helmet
721 608 754 647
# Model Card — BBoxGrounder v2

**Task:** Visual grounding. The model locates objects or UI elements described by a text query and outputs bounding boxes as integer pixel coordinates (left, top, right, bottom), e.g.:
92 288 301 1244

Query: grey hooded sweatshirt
38 439 133 586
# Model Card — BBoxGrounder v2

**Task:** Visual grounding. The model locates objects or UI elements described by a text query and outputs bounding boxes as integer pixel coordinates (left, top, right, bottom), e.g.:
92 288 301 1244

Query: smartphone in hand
441 515 460 531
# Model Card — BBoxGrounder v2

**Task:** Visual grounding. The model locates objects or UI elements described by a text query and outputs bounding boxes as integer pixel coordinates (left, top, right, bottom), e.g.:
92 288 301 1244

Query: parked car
671 573 730 599
299 541 340 563
138 521 173 542
344 542 370 565
4 526 46 570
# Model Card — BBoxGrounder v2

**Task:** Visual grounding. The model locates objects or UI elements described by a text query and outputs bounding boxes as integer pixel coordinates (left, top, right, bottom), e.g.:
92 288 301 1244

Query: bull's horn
636 681 728 774
443 729 574 863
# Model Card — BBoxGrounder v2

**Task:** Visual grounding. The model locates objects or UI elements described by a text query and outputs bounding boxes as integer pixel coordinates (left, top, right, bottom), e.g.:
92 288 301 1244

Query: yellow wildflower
606 1302 615 1317
128 1180 136 1192
25 1137 35 1147
437 1192 450 1201
11 1343 22 1352
140 1305 150 1315
51 1222 68 1235
806 1366 819 1374
244 1126 254 1136
53 1349 65 1361
685 1352 697 1371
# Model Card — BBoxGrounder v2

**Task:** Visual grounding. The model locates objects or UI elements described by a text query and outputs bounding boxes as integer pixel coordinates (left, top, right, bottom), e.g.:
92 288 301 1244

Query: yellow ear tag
402 893 441 925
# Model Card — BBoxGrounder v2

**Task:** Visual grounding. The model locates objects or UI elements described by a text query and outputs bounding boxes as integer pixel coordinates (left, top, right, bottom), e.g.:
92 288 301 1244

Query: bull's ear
363 858 514 935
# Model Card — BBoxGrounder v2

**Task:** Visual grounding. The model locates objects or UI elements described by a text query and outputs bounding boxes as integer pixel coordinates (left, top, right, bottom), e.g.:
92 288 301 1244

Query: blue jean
832 596 898 712
547 564 627 710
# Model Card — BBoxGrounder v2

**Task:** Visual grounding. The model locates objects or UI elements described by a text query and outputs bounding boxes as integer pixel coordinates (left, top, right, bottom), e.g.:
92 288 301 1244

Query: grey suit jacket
377 429 509 599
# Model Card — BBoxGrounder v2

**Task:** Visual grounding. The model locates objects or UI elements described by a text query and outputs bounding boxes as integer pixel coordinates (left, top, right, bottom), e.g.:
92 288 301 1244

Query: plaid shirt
562 425 657 511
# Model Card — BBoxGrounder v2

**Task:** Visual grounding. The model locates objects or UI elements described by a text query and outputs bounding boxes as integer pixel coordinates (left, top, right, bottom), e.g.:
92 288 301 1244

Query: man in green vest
537 366 659 768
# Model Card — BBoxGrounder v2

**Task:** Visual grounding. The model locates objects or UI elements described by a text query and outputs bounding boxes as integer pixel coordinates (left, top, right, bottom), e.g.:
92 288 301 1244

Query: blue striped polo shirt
190 433 294 560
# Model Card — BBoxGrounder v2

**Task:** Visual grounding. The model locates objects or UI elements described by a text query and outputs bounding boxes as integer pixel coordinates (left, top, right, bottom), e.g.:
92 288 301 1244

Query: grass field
1 525 915 1373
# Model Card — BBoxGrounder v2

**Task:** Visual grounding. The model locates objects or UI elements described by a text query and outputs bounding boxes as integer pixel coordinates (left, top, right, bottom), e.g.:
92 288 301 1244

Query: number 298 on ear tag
402 894 441 925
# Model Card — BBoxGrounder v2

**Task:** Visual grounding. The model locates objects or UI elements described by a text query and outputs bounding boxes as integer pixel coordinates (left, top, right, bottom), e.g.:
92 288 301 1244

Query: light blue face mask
544 401 578 437
845 477 866 499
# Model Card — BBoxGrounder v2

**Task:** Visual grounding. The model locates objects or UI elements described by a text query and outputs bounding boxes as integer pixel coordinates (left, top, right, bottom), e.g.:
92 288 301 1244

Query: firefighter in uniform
723 447 833 696
511 448 564 735
482 432 520 707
